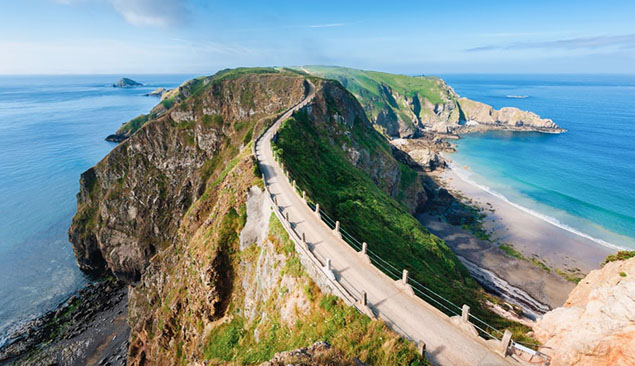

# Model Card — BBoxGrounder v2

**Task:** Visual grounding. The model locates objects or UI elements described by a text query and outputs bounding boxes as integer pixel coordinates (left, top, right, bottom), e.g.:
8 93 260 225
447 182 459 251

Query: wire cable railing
258 104 544 360
277 166 516 344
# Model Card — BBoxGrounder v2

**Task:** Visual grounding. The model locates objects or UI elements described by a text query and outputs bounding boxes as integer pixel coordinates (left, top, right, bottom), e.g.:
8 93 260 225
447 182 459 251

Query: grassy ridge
297 66 448 118
273 111 474 306
272 108 536 343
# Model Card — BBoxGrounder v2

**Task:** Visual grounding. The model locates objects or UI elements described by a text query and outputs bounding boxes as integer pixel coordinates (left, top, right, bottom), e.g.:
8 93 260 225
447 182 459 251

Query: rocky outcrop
69 71 307 283
457 98 563 133
300 66 564 139
145 87 168 97
113 78 143 88
533 257 635 366
260 342 362 366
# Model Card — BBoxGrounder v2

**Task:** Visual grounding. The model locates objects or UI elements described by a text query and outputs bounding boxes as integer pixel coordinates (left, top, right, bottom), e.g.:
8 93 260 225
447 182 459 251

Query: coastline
437 158 615 273
417 156 617 315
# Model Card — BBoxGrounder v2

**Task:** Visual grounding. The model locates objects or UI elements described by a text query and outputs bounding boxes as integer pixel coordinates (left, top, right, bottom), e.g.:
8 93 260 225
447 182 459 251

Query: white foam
446 160 626 251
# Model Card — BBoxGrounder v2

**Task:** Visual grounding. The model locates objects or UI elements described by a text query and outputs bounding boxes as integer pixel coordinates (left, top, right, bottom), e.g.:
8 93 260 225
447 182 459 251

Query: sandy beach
438 164 615 272
418 162 616 313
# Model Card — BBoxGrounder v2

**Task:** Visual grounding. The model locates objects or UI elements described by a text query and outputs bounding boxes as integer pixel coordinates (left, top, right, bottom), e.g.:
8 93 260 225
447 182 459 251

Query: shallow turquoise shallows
0 74 194 344
440 74 635 250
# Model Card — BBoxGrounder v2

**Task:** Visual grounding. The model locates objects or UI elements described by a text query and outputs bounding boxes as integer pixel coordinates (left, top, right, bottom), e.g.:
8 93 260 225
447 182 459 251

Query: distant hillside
296 66 562 138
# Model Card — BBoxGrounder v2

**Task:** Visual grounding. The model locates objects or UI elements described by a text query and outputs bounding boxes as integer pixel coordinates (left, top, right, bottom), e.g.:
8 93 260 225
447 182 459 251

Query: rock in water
113 78 143 88
145 87 167 97
533 256 635 366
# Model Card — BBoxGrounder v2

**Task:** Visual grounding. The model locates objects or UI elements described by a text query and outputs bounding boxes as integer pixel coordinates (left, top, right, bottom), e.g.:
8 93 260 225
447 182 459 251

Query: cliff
533 254 635 366
71 69 308 282
298 66 564 138
69 69 426 365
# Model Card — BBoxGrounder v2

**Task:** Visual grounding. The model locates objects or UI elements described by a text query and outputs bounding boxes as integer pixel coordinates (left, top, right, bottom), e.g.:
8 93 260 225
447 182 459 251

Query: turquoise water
440 74 635 250
0 74 193 343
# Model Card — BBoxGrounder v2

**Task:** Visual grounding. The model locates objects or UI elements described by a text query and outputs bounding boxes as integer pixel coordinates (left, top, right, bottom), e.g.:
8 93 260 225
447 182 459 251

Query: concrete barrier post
361 242 367 255
292 180 296 189
315 203 320 219
500 330 512 357
461 305 470 323
402 269 409 285
334 220 340 237
302 190 306 203
417 340 426 356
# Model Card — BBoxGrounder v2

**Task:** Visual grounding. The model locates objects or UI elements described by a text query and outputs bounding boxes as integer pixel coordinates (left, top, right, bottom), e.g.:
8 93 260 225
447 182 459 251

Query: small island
112 78 143 88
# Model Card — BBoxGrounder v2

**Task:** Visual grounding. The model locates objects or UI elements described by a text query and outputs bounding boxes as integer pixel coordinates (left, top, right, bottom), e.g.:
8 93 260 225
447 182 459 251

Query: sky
1 0 635 75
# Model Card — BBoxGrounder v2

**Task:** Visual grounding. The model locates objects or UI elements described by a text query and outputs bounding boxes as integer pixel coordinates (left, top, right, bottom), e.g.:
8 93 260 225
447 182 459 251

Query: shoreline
417 157 617 314
436 157 615 274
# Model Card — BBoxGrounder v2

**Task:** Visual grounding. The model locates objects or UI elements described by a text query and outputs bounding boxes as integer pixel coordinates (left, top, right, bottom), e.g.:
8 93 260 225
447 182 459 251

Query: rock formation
113 78 143 88
299 66 565 139
533 256 635 366
145 87 168 97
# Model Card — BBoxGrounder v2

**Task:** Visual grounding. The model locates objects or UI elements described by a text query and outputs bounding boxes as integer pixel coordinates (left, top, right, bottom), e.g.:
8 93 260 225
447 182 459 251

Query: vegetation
203 215 427 365
297 66 452 135
119 114 149 133
603 250 635 265
272 109 532 337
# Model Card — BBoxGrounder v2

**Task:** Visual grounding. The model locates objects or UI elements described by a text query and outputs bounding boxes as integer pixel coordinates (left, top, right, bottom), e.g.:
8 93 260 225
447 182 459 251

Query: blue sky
1 0 635 74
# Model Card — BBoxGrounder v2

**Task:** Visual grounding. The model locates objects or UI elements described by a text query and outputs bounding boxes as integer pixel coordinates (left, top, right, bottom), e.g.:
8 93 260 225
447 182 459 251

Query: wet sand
418 165 616 312
435 166 614 273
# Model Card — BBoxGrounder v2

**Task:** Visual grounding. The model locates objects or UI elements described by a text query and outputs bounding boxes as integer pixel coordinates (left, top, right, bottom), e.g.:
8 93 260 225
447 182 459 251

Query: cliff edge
533 254 635 366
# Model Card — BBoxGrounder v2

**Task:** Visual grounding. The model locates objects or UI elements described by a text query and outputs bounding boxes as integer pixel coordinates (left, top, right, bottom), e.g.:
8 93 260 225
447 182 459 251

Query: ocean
0 74 194 344
440 74 635 250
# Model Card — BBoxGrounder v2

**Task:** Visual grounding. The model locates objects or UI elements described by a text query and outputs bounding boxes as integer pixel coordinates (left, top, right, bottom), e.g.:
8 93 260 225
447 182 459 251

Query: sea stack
113 78 143 88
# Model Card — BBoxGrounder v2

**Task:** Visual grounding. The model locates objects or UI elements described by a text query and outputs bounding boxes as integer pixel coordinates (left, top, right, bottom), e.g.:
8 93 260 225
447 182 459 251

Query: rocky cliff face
69 71 307 282
300 80 429 213
533 256 635 366
69 69 425 365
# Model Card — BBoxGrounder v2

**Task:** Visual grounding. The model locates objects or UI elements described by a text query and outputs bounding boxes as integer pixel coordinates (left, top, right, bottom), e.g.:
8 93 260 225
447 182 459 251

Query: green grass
603 251 635 265
499 243 524 259
298 66 449 121
271 110 535 335
120 114 149 133
203 215 427 365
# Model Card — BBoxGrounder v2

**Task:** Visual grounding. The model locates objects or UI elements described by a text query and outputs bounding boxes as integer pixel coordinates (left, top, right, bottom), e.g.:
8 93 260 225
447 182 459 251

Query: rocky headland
298 66 564 172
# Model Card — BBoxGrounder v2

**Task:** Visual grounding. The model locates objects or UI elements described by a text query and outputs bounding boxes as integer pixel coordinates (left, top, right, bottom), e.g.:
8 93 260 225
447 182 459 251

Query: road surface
255 80 519 366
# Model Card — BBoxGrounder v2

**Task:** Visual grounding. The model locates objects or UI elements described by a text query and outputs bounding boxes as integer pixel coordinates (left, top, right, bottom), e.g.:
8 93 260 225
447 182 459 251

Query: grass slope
297 66 449 120
273 109 535 343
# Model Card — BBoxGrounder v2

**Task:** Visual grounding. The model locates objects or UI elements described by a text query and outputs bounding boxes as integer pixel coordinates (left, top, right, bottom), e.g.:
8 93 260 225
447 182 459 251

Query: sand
417 165 616 311
436 167 614 272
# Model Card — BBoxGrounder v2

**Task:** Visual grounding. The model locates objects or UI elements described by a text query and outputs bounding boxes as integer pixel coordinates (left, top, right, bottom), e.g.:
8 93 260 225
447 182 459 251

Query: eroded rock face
533 257 635 366
69 73 307 283
260 342 362 366
304 81 429 213
457 98 561 132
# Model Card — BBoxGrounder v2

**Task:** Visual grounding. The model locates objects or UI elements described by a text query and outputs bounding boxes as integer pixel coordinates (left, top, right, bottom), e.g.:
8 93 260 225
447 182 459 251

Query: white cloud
109 0 189 27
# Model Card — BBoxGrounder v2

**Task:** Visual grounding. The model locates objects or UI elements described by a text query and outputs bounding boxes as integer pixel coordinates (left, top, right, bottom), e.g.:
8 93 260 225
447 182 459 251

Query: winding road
254 80 521 366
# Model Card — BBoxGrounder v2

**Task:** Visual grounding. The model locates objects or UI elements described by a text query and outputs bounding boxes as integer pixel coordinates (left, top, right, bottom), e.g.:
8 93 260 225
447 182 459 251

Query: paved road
255 80 517 366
